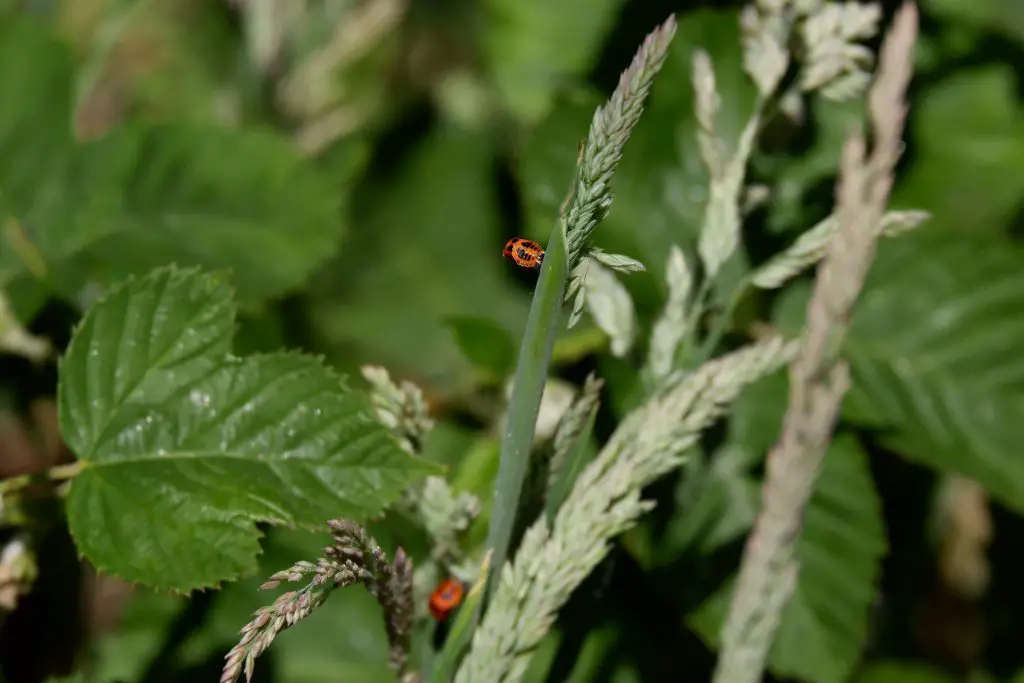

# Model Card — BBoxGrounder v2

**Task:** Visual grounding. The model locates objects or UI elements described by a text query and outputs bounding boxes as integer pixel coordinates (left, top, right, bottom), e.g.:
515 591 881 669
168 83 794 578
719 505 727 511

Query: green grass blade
441 17 677 682
485 223 568 597
430 552 492 682
431 225 568 683
431 203 571 683
544 407 597 526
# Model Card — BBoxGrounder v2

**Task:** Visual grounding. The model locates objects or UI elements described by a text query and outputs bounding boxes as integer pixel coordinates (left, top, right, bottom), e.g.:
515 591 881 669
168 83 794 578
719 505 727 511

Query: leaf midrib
85 425 389 470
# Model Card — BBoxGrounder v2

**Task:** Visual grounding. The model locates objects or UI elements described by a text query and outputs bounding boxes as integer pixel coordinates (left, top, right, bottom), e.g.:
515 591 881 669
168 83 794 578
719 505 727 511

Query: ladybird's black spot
517 248 529 259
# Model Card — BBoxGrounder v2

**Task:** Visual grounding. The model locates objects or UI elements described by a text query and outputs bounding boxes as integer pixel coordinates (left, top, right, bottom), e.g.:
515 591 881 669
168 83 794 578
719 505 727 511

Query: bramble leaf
662 443 760 559
53 124 346 307
690 436 886 683
0 18 349 307
59 267 434 592
775 230 1024 513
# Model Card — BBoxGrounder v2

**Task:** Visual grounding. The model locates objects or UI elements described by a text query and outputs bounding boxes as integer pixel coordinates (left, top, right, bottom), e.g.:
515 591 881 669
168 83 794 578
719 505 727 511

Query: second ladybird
429 577 465 621
503 238 545 270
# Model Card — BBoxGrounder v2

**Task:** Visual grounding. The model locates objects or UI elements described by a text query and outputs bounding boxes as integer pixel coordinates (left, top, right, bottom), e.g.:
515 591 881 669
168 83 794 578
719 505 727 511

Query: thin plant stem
710 6 919 683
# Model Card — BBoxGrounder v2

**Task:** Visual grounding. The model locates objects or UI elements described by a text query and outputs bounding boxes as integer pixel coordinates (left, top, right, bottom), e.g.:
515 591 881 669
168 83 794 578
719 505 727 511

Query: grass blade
430 552 493 682
430 225 568 683
485 222 568 598
440 18 678 680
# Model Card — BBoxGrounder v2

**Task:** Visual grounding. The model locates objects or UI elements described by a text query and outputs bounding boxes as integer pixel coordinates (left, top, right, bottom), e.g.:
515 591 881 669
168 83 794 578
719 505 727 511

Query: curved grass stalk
485 222 569 598
432 16 678 682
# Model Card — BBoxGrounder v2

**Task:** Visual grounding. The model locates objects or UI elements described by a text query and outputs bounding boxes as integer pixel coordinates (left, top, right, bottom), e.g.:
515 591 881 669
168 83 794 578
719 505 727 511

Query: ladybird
503 238 545 270
429 577 465 621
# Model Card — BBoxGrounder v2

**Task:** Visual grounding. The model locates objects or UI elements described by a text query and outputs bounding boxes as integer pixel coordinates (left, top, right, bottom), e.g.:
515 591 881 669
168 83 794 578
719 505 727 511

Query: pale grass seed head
222 520 415 683
455 337 798 683
710 9 919 683
692 50 724 178
800 2 882 100
415 476 481 565
581 258 637 358
695 0 796 283
562 18 675 330
646 245 694 381
362 364 434 453
751 209 930 289
563 16 677 268
740 4 790 97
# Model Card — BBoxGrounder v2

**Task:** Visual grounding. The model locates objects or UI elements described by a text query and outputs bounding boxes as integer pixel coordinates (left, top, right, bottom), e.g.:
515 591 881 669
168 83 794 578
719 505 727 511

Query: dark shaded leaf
690 436 886 683
775 230 1024 512
922 0 1024 43
444 315 516 382
892 67 1024 235
307 126 528 395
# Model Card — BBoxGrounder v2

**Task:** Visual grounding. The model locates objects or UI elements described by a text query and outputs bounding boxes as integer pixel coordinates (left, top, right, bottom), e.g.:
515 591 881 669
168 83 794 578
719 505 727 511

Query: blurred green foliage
0 0 1023 682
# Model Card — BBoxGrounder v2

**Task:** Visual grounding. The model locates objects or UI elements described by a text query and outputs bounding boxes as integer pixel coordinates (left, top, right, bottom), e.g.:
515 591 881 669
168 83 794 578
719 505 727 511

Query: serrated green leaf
0 18 352 307
58 267 435 591
662 444 760 560
444 315 516 382
47 123 346 307
482 0 625 122
892 67 1024 235
729 371 788 454
690 436 886 683
774 230 1024 513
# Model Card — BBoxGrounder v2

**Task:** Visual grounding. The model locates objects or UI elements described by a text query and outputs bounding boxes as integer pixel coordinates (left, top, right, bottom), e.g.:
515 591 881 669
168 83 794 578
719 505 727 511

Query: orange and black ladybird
429 577 465 621
503 238 545 270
